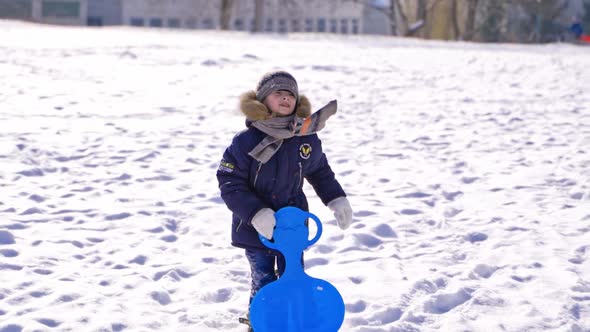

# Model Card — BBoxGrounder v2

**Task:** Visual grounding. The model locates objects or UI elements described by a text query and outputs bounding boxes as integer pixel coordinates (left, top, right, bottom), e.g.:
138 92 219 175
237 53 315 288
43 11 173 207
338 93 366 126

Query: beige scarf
248 100 337 163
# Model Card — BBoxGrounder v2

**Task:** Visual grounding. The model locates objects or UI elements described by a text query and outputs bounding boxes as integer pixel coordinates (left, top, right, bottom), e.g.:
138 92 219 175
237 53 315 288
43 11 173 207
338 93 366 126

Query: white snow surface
1 21 589 332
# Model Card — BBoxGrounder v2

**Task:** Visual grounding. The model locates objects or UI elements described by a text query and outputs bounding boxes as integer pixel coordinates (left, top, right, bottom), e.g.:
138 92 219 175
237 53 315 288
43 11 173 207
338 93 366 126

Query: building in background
121 0 214 29
0 0 367 34
87 0 121 26
0 0 33 20
1 0 587 42
0 0 86 25
120 0 363 34
36 0 87 25
230 0 363 34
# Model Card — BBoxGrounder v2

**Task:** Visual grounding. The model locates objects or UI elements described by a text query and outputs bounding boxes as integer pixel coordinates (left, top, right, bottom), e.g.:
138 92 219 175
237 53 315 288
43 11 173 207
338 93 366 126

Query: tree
478 1 506 42
451 0 460 38
515 0 569 42
520 0 567 43
405 0 428 37
220 0 234 30
253 0 264 32
462 0 479 41
350 0 427 36
584 0 590 27
425 0 454 39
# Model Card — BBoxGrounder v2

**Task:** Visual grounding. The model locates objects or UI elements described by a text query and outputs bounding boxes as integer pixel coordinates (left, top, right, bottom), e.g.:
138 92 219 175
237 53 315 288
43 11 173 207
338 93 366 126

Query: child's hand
328 197 353 230
252 208 276 240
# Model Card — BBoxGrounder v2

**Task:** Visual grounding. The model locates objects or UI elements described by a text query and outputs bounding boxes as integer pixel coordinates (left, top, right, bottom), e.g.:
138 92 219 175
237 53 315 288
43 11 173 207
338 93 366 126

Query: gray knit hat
255 71 299 102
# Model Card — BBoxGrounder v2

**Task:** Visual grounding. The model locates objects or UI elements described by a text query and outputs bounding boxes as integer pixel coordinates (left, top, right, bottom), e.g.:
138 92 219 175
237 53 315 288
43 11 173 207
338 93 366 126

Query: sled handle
259 209 323 250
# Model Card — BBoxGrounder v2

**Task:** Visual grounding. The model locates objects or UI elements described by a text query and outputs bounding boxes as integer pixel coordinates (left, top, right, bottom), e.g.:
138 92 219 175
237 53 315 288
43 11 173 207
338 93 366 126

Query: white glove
328 197 353 230
251 208 276 240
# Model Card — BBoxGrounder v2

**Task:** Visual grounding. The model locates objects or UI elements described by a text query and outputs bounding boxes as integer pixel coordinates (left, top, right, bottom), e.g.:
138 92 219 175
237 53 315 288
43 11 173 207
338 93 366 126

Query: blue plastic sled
249 207 345 332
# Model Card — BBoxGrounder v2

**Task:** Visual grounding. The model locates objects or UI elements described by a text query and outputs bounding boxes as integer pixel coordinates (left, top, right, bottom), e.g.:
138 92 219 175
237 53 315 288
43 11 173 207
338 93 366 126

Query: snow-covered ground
1 21 589 332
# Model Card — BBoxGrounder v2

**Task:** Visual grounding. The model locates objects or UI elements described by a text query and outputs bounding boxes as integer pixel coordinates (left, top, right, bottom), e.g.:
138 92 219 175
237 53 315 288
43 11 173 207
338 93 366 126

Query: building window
265 18 273 32
340 19 348 34
1 0 33 19
305 18 313 32
149 18 162 27
291 19 300 32
330 19 337 33
278 19 287 33
168 18 180 28
317 18 326 32
202 18 214 29
234 18 244 31
87 16 102 26
352 19 359 34
185 17 197 29
130 17 144 26
42 1 80 18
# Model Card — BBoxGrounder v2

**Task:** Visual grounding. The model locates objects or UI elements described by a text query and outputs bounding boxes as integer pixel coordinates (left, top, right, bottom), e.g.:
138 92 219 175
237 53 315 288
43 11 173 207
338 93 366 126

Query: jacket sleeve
217 134 267 226
304 136 346 205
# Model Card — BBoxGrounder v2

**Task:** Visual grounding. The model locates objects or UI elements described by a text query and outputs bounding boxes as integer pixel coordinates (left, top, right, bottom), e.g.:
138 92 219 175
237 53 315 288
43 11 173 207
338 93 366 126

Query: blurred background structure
365 0 588 43
0 0 588 43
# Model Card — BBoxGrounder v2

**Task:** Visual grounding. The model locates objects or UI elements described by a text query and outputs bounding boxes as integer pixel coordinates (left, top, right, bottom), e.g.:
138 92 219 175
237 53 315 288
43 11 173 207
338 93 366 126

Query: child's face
263 90 296 116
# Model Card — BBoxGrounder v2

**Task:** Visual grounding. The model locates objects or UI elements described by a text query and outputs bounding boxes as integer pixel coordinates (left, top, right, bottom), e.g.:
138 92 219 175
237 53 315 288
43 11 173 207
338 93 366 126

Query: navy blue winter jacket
217 92 346 251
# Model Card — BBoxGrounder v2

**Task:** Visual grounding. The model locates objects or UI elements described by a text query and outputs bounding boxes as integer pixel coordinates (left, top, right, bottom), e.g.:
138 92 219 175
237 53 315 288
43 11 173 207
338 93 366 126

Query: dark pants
245 249 304 304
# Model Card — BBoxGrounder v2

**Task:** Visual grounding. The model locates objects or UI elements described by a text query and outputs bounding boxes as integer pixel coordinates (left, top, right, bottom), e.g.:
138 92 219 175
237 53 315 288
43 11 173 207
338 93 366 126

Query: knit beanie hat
255 71 299 103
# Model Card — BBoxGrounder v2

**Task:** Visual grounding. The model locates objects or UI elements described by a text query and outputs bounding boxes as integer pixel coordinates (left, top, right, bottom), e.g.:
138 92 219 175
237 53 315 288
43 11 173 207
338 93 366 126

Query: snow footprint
0 324 23 332
368 307 403 324
568 245 588 265
345 300 367 313
36 318 61 328
469 264 499 279
201 288 233 303
372 223 397 238
0 231 15 245
569 279 590 322
0 249 18 258
151 290 171 305
423 288 473 314
153 268 193 282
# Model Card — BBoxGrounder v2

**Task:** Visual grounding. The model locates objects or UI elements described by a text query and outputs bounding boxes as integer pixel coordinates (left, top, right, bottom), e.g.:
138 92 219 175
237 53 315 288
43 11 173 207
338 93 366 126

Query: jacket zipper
297 162 303 189
242 162 262 233
253 162 262 188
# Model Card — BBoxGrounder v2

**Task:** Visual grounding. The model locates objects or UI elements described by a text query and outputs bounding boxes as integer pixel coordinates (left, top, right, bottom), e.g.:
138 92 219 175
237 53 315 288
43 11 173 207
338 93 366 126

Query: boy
216 71 353 315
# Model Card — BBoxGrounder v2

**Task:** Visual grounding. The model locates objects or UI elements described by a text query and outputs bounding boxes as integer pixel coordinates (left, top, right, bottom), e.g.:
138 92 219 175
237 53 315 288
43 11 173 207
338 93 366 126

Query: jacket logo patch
299 143 312 159
218 160 235 173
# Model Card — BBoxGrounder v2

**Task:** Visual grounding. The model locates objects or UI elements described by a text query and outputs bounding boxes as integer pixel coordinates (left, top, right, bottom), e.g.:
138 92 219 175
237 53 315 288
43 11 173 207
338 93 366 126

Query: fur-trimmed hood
239 90 311 122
